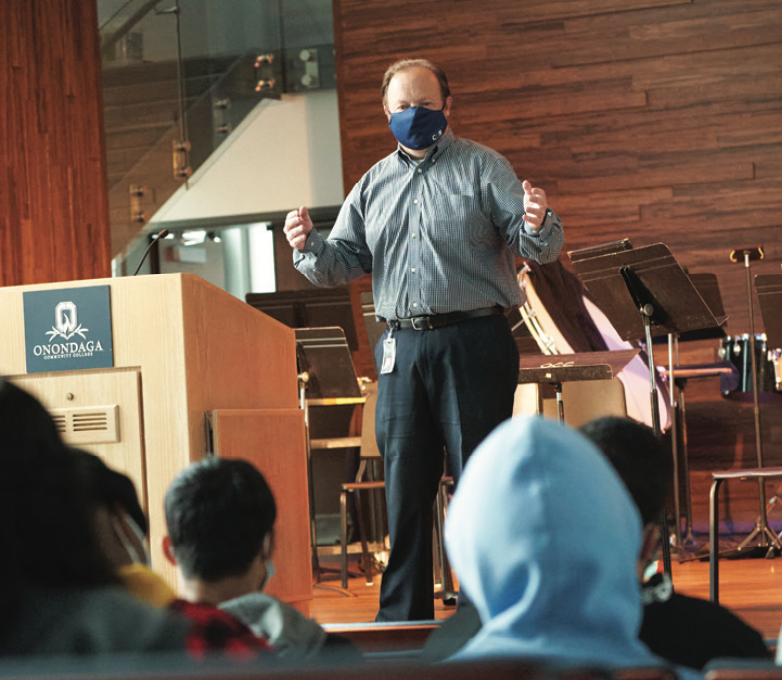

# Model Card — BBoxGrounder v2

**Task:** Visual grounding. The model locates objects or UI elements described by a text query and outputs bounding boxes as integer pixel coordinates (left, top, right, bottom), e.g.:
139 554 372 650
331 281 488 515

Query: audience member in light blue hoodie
444 415 699 678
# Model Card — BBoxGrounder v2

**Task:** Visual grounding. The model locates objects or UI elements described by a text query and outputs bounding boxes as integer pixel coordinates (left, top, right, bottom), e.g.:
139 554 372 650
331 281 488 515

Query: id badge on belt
381 328 396 374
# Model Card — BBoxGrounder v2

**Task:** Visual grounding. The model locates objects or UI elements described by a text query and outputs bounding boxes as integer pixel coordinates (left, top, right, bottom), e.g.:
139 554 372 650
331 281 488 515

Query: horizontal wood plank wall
0 0 111 286
332 0 782 530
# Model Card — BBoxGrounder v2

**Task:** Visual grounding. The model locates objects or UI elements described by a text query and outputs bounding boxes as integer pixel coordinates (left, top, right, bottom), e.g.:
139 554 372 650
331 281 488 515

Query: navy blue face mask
388 106 447 151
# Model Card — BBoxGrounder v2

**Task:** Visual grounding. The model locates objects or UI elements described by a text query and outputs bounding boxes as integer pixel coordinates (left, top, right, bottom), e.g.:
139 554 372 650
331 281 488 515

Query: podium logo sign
23 286 114 373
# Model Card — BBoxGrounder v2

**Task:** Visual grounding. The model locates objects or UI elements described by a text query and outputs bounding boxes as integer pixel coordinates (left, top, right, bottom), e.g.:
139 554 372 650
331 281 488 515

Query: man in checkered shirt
285 58 564 622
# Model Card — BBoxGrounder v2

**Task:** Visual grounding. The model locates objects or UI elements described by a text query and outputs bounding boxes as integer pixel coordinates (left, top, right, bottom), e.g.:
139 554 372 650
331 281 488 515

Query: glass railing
100 0 336 272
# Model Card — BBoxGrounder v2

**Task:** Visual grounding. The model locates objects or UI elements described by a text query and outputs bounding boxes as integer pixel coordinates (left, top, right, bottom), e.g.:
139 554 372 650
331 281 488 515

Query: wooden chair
514 378 628 427
340 382 457 596
340 381 385 588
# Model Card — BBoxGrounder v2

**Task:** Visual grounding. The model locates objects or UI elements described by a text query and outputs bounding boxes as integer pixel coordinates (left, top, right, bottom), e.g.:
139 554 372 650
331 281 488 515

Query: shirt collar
396 128 455 165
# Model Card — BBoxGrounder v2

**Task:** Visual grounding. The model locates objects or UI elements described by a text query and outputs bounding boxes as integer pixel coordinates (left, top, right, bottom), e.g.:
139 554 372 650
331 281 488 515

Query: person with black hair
580 417 770 670
69 447 176 607
163 456 358 661
0 379 188 657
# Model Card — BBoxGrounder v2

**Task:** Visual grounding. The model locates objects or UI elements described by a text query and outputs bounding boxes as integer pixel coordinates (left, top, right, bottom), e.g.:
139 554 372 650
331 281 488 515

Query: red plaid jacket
170 598 274 661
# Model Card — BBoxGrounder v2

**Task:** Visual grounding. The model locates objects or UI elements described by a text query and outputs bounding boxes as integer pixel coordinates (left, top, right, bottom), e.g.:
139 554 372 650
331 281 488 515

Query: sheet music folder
517 349 638 385
569 242 724 342
295 327 362 401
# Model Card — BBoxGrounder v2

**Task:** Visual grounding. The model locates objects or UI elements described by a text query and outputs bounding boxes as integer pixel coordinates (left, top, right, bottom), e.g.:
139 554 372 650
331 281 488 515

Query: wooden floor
310 547 782 644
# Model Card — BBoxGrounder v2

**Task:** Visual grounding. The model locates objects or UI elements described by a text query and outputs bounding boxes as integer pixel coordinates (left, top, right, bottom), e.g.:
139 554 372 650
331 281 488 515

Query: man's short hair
164 457 277 581
579 416 672 526
381 59 450 106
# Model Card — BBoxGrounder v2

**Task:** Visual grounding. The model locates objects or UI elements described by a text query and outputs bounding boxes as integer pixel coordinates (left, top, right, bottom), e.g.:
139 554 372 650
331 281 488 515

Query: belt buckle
411 316 433 331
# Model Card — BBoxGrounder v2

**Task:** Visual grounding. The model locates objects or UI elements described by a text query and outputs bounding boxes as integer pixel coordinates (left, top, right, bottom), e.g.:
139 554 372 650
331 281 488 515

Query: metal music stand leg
668 333 697 549
733 251 782 555
667 334 684 550
678 378 697 545
555 382 565 422
641 308 673 576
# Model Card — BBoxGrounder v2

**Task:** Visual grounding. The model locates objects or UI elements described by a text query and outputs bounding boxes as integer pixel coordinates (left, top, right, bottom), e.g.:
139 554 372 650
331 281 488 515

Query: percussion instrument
718 333 780 394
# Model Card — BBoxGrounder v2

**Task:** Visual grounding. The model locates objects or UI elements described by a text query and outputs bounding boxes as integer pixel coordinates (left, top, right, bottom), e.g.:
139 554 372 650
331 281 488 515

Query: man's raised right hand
283 206 313 251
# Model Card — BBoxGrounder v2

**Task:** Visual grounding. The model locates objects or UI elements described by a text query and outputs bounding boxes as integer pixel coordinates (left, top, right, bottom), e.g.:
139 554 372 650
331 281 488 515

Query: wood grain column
0 0 111 286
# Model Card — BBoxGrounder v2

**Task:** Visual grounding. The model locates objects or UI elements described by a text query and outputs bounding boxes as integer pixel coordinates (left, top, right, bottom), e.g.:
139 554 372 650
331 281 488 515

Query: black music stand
657 271 729 551
295 327 366 592
247 287 360 353
569 242 724 576
569 243 723 423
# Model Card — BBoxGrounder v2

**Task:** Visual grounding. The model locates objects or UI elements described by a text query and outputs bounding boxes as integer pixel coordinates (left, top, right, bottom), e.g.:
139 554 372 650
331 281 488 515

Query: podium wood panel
11 369 147 512
0 274 301 593
210 409 312 615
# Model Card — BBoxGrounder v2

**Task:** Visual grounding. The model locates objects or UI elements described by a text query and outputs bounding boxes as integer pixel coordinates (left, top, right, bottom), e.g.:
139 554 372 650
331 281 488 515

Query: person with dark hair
0 379 188 657
69 448 176 607
163 456 357 661
283 57 564 622
580 417 770 670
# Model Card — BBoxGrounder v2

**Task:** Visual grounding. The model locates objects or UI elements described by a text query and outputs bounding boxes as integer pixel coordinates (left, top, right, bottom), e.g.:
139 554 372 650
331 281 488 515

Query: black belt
384 305 504 331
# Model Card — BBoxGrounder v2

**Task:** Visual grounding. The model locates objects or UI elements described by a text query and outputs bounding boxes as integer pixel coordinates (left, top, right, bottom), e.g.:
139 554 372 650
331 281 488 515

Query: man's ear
383 104 391 122
443 95 453 117
162 535 177 566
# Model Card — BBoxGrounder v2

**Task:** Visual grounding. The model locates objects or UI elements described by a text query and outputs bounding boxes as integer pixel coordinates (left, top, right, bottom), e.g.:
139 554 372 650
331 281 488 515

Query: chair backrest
549 378 628 428
514 378 628 428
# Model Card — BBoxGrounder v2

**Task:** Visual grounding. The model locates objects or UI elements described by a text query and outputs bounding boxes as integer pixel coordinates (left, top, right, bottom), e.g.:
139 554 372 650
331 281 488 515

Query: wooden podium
0 273 312 614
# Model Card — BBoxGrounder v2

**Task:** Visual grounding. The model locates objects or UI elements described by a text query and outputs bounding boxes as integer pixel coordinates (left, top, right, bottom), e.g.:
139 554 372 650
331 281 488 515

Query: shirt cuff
523 209 552 236
293 230 324 265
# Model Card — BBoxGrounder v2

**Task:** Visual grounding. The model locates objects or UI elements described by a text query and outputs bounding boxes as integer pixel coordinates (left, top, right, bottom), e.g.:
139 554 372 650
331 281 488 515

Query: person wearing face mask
284 58 564 622
162 457 359 662
0 382 189 659
69 448 177 608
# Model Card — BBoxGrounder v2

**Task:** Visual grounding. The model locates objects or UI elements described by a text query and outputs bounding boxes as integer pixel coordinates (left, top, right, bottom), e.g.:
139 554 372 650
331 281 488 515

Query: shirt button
413 303 418 307
412 233 417 238
417 168 423 174
411 268 416 272
413 199 419 204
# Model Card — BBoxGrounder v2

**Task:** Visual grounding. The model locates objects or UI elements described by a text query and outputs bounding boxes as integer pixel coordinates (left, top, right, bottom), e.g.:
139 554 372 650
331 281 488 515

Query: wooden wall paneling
333 0 782 531
0 0 111 287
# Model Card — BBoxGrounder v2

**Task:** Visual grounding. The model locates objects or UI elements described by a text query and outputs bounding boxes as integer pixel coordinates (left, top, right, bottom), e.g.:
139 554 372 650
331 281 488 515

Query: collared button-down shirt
294 130 564 320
